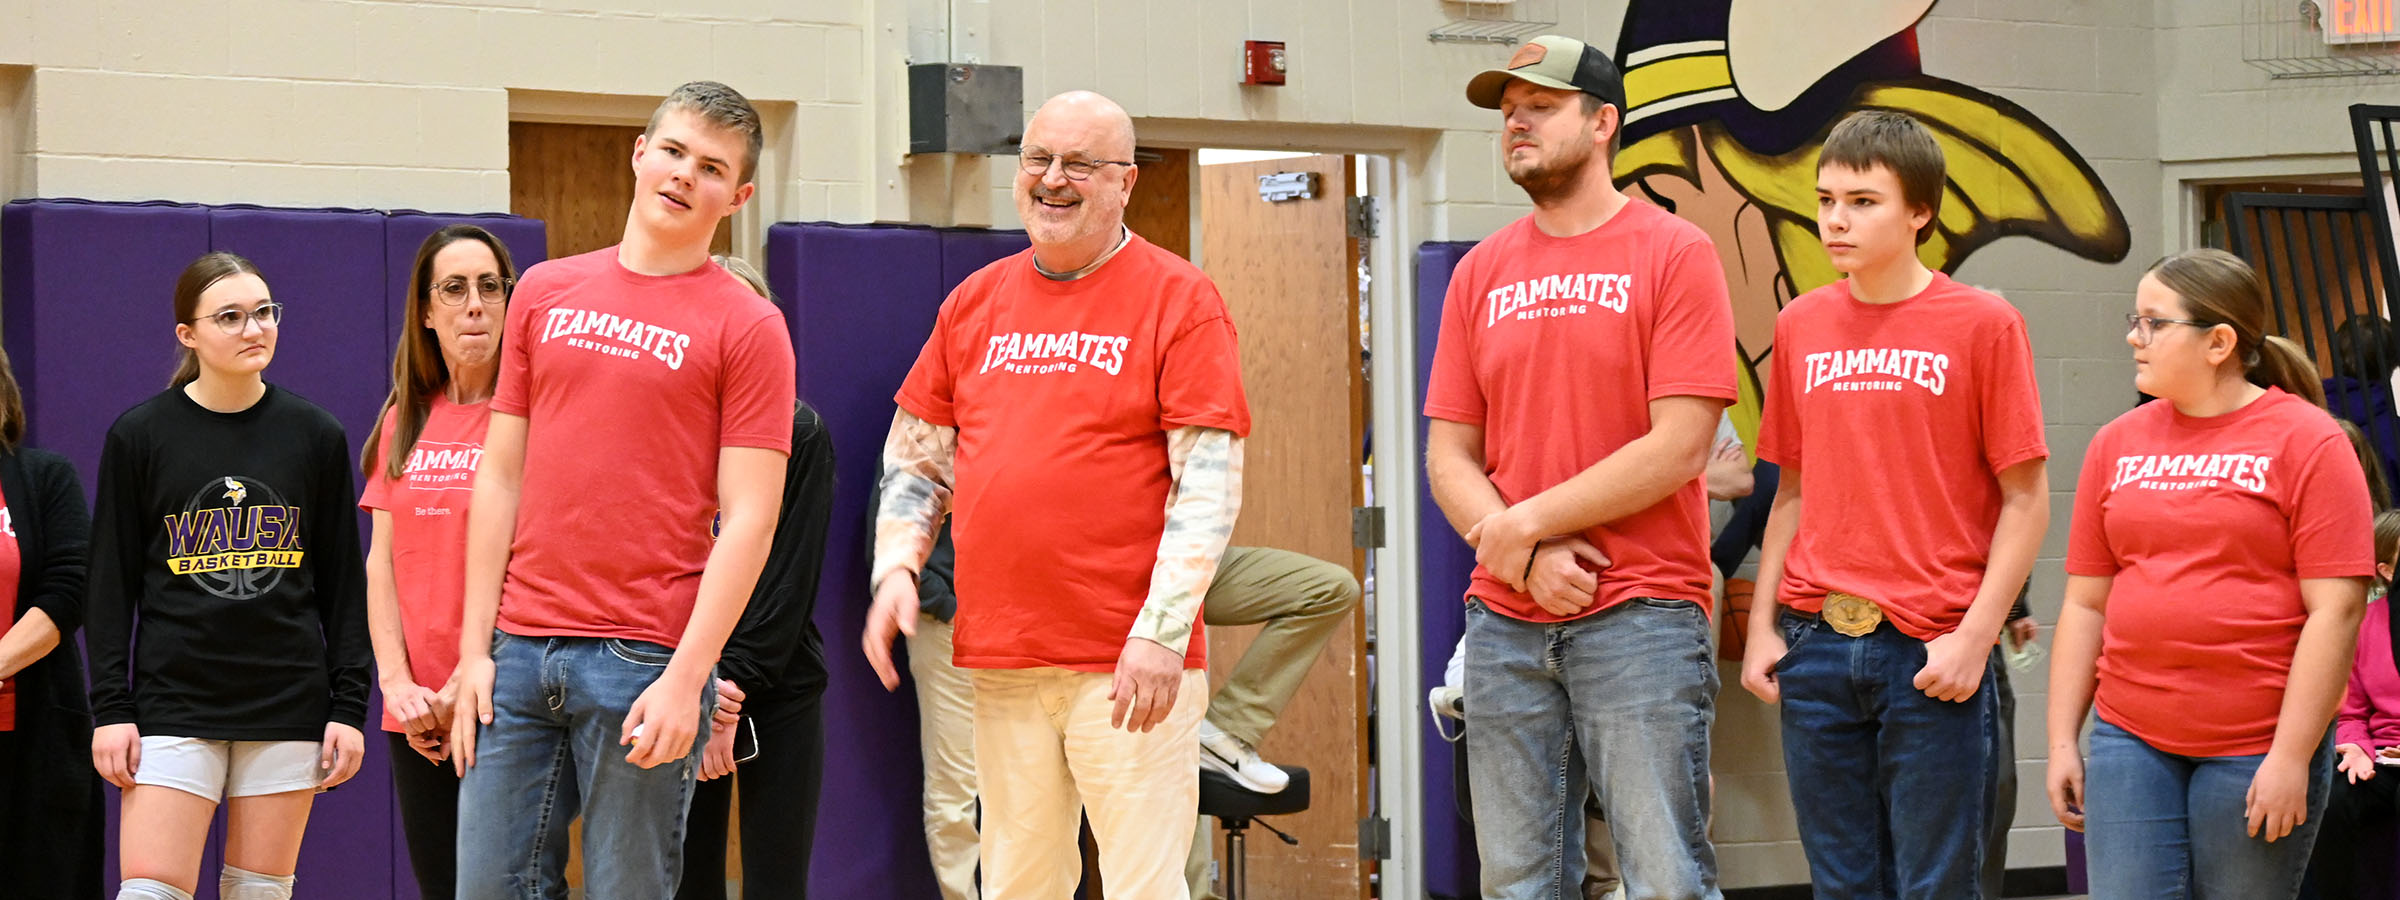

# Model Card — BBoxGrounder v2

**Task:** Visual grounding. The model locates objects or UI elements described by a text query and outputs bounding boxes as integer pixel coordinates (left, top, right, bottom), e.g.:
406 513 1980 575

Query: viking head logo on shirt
164 475 305 600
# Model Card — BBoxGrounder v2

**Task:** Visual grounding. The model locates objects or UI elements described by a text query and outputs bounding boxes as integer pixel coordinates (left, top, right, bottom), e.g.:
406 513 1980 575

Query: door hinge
1257 171 1320 202
1352 506 1387 549
1358 815 1391 859
1346 195 1379 238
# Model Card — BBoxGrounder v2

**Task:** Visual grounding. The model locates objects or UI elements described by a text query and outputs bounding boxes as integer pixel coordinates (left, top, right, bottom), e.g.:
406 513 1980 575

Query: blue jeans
455 632 715 900
1462 598 1720 900
2083 718 2331 900
1775 612 1999 900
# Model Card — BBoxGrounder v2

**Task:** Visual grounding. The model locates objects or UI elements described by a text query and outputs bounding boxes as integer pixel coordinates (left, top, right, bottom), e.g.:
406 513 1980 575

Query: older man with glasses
864 90 1251 898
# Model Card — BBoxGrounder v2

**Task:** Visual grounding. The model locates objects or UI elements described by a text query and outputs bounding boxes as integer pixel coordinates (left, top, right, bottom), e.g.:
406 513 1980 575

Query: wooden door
510 122 731 261
1197 154 1369 899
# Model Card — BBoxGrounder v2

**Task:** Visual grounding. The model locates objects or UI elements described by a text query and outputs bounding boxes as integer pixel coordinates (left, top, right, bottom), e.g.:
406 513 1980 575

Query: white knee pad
116 879 194 900
219 865 295 900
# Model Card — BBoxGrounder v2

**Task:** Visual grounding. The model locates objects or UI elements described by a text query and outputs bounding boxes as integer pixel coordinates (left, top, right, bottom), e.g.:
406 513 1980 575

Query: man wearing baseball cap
1426 34 1734 900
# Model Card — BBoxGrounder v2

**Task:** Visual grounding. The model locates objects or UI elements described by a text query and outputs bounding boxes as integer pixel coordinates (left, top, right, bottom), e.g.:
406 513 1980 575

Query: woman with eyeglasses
2046 248 2371 900
87 251 370 900
357 226 516 900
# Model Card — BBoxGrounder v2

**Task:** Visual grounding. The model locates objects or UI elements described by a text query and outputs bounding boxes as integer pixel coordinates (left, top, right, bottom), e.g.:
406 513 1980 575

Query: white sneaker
1198 720 1290 793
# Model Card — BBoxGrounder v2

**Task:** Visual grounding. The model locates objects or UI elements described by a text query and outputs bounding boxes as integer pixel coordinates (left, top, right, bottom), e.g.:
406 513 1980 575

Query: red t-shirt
492 248 797 649
895 235 1250 671
1423 200 1737 622
358 396 489 733
2067 387 2375 756
1756 273 2049 639
0 485 18 731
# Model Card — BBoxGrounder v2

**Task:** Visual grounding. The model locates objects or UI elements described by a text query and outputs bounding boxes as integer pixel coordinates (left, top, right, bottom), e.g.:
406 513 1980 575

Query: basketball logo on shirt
2110 453 2272 493
538 307 693 370
1484 273 1634 327
162 475 305 599
979 330 1131 375
1803 348 1950 395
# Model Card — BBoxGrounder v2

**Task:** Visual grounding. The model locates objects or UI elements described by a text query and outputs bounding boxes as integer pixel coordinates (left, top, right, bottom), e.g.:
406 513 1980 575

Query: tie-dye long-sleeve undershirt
870 409 1244 656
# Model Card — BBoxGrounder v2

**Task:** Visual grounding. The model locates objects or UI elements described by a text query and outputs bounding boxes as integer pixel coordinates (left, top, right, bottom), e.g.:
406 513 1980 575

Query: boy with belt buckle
1737 111 2050 900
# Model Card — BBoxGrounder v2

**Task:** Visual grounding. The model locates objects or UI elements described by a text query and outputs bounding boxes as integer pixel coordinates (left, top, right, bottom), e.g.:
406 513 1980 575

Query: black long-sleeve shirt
715 404 835 704
86 385 370 739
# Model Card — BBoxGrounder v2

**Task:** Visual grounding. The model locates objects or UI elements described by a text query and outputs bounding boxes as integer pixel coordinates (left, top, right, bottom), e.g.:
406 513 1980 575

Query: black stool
1198 765 1309 900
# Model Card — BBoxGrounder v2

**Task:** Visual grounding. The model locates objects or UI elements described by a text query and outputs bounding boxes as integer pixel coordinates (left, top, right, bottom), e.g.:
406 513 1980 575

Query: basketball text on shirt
2110 453 2273 493
163 495 305 574
979 330 1131 376
538 307 693 370
1484 272 1635 327
1804 347 1951 395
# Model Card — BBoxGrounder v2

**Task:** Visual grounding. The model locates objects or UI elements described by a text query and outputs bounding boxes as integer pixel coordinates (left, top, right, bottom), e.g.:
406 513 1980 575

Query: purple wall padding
1415 240 1481 899
767 221 1028 900
1 200 213 486
1 199 546 900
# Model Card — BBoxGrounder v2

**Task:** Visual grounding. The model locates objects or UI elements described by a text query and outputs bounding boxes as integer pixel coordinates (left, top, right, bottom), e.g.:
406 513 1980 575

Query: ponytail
2253 334 2325 408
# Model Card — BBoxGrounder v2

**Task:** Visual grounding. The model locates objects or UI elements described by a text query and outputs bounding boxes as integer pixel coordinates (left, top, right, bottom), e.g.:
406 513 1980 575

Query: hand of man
1466 507 1544 593
1110 638 1184 733
863 575 921 690
447 654 496 776
1912 627 1988 702
621 674 703 769
1526 537 1610 617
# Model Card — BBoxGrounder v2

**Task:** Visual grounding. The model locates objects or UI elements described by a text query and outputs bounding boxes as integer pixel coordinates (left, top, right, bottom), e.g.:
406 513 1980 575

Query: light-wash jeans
455 631 715 900
2083 718 2331 900
1463 598 1721 900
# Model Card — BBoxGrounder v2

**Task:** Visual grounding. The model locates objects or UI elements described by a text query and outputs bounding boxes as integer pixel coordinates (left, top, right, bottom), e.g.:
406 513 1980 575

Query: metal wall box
908 63 1025 155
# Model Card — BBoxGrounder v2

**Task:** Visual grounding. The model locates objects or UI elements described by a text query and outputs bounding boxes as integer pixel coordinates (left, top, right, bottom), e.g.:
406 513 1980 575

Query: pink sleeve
1756 313 1800 469
2064 426 2120 576
1422 259 1486 425
1156 287 1250 436
357 406 397 512
1979 313 2049 473
2340 636 2374 749
491 286 538 418
718 312 798 453
894 290 960 428
1642 237 1738 403
2290 432 2377 579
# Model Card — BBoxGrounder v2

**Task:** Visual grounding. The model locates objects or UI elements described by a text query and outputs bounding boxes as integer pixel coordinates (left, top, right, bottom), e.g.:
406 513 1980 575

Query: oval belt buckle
1824 591 1883 638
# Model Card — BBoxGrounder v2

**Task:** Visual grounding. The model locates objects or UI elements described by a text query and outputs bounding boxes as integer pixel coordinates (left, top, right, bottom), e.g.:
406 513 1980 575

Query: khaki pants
908 616 983 900
974 666 1210 900
909 547 1359 900
1184 547 1361 899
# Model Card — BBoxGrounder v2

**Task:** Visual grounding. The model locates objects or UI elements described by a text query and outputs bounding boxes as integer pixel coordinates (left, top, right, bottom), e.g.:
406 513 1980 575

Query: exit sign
2320 0 2399 45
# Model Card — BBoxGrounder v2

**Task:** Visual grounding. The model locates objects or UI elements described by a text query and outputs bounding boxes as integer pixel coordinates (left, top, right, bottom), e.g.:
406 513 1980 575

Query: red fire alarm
1243 40 1288 85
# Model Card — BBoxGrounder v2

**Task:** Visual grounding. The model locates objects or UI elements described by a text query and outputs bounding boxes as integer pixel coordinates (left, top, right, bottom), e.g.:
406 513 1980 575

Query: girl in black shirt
87 252 369 900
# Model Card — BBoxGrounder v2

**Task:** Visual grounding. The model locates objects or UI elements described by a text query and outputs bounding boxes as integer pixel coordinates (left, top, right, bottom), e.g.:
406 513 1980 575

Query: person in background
2302 509 2400 897
0 343 104 898
358 224 516 900
677 255 837 900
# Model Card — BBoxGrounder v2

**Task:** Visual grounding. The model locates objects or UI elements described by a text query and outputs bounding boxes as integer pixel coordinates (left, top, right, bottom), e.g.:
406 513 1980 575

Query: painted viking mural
1607 0 2134 444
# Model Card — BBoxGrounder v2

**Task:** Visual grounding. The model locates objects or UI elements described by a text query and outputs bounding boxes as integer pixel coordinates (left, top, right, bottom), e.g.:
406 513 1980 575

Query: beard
1505 136 1596 204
